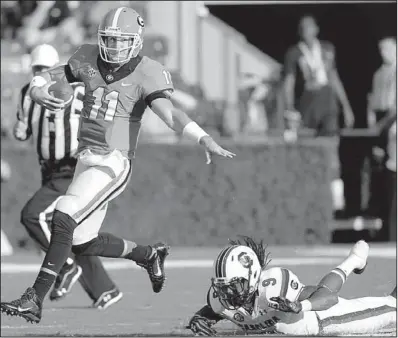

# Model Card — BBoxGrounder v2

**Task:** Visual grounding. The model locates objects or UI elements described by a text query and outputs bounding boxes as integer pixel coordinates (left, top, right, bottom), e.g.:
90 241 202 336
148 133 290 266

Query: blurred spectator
1 159 11 182
364 37 397 224
16 1 84 52
367 37 397 127
238 73 269 134
283 15 354 137
385 119 396 241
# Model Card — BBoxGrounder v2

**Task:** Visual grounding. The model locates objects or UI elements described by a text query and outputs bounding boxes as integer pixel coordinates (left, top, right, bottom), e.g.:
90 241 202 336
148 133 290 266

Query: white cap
30 44 60 68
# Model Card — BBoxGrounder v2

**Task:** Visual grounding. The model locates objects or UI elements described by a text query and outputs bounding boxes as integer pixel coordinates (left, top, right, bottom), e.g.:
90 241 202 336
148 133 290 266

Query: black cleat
137 243 170 293
93 288 123 310
49 262 82 301
353 262 368 275
1 287 42 323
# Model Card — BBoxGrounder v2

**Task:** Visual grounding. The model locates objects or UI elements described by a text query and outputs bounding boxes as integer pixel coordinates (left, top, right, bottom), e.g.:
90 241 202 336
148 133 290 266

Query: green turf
1 247 396 336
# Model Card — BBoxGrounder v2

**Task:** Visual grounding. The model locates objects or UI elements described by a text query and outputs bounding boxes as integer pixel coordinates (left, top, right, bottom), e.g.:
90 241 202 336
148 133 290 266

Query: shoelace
11 288 34 306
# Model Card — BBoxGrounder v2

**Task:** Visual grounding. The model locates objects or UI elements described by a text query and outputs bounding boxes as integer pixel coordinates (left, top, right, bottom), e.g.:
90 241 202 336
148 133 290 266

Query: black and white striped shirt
16 83 84 162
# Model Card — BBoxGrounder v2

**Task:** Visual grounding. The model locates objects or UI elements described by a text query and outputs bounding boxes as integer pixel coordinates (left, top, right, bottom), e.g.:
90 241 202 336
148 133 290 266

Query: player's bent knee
72 236 99 255
55 195 80 218
51 210 78 242
20 204 37 228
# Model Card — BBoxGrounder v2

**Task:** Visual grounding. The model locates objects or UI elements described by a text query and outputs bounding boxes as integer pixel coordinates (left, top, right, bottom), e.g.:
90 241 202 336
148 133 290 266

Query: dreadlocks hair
228 235 272 269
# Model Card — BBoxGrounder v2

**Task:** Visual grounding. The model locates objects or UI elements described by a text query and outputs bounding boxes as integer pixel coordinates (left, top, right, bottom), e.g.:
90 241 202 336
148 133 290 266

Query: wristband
300 299 312 312
182 121 209 143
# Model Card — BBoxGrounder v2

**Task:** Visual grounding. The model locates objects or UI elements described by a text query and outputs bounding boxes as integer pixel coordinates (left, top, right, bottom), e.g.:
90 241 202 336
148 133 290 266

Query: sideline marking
1 257 344 274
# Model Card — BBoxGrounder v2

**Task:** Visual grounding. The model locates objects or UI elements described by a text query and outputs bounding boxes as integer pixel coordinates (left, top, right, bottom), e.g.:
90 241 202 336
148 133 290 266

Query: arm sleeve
324 42 337 70
141 62 174 107
284 47 298 76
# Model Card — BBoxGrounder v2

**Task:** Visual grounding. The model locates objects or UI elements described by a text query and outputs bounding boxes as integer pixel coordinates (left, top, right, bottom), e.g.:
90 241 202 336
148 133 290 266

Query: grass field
1 244 397 337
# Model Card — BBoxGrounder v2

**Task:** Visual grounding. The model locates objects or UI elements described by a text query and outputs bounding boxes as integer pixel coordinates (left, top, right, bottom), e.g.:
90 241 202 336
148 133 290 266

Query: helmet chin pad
211 277 254 310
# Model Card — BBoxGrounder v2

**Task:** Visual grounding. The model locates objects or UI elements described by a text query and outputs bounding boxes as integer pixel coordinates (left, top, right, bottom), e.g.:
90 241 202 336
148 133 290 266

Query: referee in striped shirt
13 44 122 309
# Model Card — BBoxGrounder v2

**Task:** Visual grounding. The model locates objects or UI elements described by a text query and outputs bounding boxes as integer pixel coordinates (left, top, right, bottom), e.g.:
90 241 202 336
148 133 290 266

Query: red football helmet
98 7 145 64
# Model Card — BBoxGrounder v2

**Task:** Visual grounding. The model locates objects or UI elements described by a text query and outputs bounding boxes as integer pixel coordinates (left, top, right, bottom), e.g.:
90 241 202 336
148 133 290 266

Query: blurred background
1 1 396 256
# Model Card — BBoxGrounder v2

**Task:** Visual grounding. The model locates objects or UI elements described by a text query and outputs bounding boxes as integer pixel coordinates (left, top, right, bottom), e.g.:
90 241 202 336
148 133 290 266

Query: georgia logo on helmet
98 7 145 64
211 245 262 310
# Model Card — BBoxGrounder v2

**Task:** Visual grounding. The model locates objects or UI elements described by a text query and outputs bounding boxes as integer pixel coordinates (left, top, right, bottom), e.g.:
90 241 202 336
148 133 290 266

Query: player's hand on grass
270 296 302 314
199 136 236 164
189 314 218 336
30 81 65 111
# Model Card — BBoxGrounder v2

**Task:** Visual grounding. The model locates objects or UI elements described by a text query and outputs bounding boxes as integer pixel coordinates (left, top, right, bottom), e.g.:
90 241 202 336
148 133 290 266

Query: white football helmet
30 44 59 68
211 245 262 310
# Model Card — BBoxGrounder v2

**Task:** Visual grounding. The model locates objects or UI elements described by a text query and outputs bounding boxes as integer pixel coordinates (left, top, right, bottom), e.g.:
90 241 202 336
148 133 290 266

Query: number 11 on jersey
89 87 119 121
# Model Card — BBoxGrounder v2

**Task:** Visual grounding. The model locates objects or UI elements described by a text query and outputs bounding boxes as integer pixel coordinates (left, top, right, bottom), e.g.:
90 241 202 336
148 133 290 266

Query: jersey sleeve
206 287 237 321
141 60 174 106
258 267 305 305
67 44 97 82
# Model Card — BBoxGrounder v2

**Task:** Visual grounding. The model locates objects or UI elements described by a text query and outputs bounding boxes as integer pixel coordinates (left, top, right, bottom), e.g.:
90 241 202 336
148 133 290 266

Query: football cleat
49 262 82 301
349 240 369 274
93 288 123 310
137 243 170 293
1 287 42 323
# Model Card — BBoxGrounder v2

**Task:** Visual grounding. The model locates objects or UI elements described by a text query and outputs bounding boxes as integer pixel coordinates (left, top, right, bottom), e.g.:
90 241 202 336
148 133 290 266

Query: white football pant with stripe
55 149 132 245
276 295 396 335
317 295 396 335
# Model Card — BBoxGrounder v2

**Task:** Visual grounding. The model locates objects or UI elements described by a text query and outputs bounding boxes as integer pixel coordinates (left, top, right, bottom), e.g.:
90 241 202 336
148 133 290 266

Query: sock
72 233 133 258
335 255 361 278
33 210 76 302
318 268 346 292
71 233 152 264
124 244 153 264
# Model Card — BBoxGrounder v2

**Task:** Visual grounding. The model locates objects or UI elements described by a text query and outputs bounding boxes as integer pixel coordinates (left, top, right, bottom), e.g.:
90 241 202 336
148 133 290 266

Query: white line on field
0 257 346 274
1 247 395 274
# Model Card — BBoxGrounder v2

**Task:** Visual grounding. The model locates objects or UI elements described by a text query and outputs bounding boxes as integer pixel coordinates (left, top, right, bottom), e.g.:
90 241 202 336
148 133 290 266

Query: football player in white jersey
188 237 396 336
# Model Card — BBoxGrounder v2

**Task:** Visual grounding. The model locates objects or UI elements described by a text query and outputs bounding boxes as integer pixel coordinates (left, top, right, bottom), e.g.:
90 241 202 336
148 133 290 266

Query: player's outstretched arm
187 305 222 336
271 285 338 313
150 96 236 164
29 65 73 111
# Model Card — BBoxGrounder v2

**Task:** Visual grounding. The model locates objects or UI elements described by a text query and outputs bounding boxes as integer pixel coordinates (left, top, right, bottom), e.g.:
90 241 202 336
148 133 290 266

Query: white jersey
207 266 396 335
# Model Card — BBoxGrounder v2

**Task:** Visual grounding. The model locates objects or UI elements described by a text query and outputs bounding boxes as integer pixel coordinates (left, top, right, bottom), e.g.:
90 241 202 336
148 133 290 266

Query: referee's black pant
20 159 117 302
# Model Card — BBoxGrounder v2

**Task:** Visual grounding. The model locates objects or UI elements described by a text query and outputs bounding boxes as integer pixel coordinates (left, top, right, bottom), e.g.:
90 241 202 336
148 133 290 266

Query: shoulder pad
69 44 97 68
259 267 304 303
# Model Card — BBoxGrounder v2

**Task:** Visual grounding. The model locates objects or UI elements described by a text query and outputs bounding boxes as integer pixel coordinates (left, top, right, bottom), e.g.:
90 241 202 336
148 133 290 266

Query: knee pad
51 210 78 243
55 195 80 217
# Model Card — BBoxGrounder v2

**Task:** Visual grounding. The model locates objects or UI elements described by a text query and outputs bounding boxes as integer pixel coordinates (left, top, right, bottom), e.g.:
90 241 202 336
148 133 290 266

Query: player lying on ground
14 44 122 309
188 237 396 336
1 6 235 324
